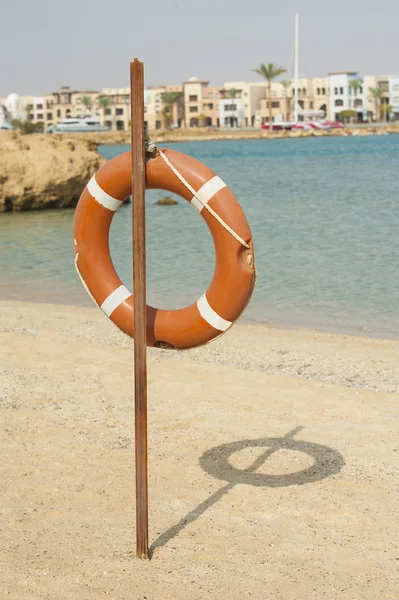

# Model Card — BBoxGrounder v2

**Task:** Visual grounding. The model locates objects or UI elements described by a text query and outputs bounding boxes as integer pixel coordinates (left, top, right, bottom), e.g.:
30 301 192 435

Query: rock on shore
0 132 105 212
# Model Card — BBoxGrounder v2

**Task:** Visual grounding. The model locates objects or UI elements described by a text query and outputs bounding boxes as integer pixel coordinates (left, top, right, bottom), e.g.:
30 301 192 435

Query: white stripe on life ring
197 293 232 331
87 176 123 212
100 285 132 317
191 176 226 213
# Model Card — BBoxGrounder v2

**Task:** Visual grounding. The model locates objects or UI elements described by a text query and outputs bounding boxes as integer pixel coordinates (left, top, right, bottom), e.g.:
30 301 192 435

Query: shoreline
66 123 399 146
1 127 398 212
2 299 399 393
2 294 398 343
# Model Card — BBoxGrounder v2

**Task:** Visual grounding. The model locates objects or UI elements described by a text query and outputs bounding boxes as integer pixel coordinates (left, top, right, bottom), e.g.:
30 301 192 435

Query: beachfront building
97 87 129 130
253 78 326 124
183 77 221 127
328 71 367 122
42 86 100 126
388 75 399 120
97 84 184 131
309 77 330 119
223 81 268 127
363 74 391 121
1 93 42 122
218 88 244 127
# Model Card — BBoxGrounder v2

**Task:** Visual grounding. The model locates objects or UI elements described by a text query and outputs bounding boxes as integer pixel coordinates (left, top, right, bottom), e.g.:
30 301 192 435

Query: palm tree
97 96 112 125
78 96 93 116
227 88 238 126
161 91 182 128
281 80 291 121
252 63 286 131
349 80 362 123
25 103 33 122
369 87 383 122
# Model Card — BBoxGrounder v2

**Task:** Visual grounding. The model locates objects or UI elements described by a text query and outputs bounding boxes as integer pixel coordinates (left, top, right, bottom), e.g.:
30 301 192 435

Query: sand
0 300 398 599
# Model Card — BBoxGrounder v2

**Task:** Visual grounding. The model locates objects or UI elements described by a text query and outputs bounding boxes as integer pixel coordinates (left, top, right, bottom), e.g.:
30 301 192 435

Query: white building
219 96 244 127
223 81 267 127
329 71 366 122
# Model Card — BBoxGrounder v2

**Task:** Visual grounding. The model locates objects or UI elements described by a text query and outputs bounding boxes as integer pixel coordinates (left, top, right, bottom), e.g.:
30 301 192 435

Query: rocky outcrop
0 132 105 212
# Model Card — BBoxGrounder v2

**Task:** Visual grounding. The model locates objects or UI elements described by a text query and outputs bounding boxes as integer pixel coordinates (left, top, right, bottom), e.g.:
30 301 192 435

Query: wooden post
130 58 149 559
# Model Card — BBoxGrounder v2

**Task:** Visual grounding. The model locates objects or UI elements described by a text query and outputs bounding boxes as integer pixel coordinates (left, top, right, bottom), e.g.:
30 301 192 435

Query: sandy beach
1 300 398 599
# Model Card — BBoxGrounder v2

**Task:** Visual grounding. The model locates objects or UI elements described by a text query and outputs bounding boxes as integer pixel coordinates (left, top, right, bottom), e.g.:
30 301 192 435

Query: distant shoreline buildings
1 72 399 131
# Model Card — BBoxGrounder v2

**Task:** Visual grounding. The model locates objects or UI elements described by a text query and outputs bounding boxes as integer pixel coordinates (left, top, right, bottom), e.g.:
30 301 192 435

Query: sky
1 0 398 97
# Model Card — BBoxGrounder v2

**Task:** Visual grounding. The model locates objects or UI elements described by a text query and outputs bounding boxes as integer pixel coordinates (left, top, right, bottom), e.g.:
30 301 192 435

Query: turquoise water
1 136 398 338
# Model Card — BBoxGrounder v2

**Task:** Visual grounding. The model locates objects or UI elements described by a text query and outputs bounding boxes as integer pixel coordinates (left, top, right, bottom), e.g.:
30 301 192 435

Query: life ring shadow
199 428 345 488
150 428 344 555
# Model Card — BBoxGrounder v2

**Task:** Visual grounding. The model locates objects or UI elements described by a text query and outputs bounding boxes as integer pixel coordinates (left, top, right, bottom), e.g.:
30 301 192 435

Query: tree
97 96 112 125
227 88 238 126
252 63 287 131
369 87 383 122
197 113 206 127
349 80 362 123
78 96 93 116
281 80 291 121
161 91 182 128
25 103 33 122
380 103 392 122
339 109 356 123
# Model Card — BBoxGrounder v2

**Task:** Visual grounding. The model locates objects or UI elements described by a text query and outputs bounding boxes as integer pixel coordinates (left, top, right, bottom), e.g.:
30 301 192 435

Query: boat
46 117 110 133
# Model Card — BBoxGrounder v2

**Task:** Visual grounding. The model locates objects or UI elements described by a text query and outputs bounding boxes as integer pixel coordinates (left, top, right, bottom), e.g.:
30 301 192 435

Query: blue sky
1 0 398 96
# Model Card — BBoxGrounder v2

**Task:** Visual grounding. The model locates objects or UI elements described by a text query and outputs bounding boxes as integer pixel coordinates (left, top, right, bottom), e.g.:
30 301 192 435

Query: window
322 87 326 94
189 106 198 112
310 101 314 109
302 88 306 94
225 104 237 111
116 108 124 115
335 99 344 106
393 84 399 91
271 101 280 108
272 90 277 97
317 88 320 95
36 113 43 119
340 87 343 94
57 109 61 117
106 108 112 115
47 113 52 120
189 95 198 101
36 103 43 110
394 96 399 103
334 87 338 95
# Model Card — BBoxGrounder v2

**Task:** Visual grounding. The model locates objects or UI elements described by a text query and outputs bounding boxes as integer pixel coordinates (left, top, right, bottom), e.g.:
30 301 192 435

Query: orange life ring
73 148 255 349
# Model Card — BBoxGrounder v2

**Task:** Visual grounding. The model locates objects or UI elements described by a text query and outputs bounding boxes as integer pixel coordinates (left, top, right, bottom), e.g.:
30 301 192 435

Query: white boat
46 117 110 133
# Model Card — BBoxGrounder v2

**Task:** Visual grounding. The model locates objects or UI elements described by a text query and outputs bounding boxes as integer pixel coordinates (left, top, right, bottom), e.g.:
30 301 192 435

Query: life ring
73 148 255 350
